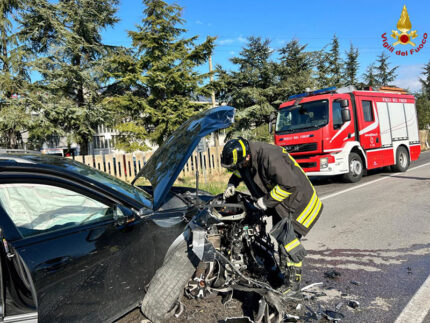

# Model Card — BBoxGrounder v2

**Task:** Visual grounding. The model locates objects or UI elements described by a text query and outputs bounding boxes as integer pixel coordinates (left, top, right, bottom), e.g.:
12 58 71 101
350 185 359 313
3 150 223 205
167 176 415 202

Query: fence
419 130 429 150
69 146 225 182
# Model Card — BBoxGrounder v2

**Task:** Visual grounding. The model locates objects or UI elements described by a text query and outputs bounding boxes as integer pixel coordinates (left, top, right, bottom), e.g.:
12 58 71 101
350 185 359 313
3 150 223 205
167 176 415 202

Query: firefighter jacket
228 142 323 236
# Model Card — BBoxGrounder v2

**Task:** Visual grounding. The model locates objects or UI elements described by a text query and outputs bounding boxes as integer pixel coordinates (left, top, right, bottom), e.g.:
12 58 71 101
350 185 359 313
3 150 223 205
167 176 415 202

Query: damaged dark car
0 106 293 323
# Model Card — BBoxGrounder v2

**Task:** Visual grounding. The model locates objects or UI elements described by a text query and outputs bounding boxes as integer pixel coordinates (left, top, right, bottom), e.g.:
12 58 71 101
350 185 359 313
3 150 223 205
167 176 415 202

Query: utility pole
209 55 220 161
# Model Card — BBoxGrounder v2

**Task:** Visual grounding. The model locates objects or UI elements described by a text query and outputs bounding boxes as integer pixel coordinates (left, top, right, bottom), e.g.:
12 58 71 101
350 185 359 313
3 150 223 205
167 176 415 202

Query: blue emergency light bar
288 86 337 100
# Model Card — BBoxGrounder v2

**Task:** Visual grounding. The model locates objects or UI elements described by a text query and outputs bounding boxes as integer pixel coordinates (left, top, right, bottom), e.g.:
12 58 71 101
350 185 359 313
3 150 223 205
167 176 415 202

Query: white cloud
238 36 247 43
218 38 235 45
195 20 203 25
395 64 424 92
217 36 248 46
229 51 236 55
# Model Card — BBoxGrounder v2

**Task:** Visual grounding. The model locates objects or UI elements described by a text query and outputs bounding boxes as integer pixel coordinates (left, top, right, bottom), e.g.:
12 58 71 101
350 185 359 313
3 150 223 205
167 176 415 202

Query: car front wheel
141 239 195 323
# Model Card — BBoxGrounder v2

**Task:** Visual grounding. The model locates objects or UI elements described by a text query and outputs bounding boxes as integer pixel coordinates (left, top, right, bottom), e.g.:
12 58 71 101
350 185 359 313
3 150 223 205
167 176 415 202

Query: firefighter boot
279 261 302 299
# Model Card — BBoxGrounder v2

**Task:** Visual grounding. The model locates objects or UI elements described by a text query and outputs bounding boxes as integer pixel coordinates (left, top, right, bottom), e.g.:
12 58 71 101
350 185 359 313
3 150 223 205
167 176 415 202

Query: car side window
0 183 113 238
332 101 343 129
362 100 374 122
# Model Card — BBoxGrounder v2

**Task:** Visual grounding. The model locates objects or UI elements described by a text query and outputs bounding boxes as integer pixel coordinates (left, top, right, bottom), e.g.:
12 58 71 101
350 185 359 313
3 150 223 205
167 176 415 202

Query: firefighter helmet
221 137 250 169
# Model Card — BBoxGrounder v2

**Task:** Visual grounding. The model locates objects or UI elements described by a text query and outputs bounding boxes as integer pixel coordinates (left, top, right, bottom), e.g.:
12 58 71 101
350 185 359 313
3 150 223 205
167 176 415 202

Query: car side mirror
339 99 349 108
341 109 351 122
113 204 135 226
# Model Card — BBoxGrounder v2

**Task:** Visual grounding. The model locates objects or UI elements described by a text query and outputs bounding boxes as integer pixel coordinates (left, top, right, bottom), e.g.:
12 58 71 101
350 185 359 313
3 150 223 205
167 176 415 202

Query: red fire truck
271 86 421 182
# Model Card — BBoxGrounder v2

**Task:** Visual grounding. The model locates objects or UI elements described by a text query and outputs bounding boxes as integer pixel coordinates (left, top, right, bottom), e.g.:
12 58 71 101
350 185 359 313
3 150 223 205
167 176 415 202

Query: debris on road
301 282 323 291
223 316 253 322
284 313 300 322
323 310 345 321
324 270 341 279
335 302 344 310
348 300 360 309
350 280 361 286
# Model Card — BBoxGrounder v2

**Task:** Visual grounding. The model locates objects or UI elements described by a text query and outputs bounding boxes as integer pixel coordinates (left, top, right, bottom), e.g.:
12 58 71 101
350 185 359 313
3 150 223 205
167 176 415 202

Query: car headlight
320 157 328 169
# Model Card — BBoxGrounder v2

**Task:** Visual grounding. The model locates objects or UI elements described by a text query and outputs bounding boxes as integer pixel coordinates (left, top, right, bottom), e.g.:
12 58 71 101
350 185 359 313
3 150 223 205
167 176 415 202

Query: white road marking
394 274 430 323
320 161 430 201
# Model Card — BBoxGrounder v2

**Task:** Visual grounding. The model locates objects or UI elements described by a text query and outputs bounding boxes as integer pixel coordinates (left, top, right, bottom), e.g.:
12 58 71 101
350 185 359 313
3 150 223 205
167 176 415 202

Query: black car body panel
134 106 235 210
0 167 194 322
0 106 234 321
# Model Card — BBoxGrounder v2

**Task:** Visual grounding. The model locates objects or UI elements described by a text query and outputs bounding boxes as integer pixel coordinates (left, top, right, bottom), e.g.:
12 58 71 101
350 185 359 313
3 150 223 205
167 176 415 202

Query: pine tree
343 44 359 86
315 50 330 88
363 64 377 87
415 93 430 129
0 0 33 148
419 60 430 99
103 0 215 150
21 0 119 154
277 39 315 102
214 37 277 142
374 52 398 86
327 35 343 87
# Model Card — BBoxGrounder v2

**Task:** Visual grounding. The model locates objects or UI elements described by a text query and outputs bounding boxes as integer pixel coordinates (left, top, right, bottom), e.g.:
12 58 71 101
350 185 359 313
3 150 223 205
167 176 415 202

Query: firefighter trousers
269 213 307 263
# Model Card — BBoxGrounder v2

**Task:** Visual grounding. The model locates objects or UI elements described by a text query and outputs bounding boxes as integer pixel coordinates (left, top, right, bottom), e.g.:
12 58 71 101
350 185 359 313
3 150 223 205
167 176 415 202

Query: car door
0 177 166 323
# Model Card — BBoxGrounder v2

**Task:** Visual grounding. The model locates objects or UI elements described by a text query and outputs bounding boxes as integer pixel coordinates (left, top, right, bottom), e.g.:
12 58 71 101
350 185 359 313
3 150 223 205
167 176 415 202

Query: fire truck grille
299 162 317 169
284 142 317 153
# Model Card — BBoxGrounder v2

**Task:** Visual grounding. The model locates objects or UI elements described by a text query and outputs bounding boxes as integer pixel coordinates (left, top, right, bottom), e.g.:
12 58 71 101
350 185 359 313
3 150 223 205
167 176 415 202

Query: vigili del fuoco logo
381 5 427 56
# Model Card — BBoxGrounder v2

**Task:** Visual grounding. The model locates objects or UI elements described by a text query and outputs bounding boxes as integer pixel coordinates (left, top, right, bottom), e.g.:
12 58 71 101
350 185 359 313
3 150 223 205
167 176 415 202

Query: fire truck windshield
276 100 328 133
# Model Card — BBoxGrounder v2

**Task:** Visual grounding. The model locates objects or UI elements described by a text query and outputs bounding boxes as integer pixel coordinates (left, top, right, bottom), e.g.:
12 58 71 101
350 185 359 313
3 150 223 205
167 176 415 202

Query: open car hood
133 106 235 210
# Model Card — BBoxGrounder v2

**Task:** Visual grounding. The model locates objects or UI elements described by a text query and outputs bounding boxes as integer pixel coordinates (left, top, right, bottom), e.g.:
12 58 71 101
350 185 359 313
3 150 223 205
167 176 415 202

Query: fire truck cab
272 86 421 182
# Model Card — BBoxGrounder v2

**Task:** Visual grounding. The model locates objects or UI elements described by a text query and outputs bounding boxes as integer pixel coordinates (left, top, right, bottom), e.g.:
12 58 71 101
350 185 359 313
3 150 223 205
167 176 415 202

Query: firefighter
221 137 323 298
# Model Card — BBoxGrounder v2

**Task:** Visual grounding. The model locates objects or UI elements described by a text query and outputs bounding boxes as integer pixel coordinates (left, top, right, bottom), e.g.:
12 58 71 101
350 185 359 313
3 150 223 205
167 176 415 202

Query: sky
101 0 430 92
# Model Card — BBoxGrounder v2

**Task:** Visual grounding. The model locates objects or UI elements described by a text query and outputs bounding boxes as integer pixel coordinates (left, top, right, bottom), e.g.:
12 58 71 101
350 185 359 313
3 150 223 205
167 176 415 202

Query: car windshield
66 161 152 208
276 100 328 133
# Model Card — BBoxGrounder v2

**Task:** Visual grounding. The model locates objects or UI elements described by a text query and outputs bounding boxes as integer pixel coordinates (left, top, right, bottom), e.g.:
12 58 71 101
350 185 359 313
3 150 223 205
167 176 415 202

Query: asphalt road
120 150 430 322
303 150 430 322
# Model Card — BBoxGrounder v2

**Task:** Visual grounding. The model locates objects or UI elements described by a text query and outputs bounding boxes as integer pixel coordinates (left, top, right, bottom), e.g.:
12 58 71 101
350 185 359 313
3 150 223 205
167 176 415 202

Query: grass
175 172 247 195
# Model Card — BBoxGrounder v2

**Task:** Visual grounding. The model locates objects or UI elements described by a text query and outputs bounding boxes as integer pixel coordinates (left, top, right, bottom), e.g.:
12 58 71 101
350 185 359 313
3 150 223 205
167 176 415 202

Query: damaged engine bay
183 192 306 323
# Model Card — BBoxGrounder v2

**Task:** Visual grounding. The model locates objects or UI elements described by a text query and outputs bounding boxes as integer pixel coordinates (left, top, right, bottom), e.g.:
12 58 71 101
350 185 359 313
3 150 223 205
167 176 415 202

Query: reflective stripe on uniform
233 170 241 178
296 190 317 224
232 149 237 164
285 145 322 229
303 198 322 228
287 261 302 268
238 139 246 157
270 185 291 202
285 238 301 252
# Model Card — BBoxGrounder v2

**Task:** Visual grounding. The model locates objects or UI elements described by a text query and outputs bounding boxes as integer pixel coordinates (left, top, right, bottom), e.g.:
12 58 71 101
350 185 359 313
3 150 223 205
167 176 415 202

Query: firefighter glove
223 184 236 199
253 197 267 211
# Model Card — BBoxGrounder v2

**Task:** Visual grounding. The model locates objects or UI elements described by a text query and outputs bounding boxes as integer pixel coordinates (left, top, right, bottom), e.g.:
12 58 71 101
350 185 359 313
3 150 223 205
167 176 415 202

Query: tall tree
214 36 277 141
0 0 32 148
419 60 430 98
415 93 430 129
374 52 398 86
315 50 330 88
21 0 119 154
363 64 377 87
277 39 315 102
103 0 215 150
343 44 359 86
327 35 343 87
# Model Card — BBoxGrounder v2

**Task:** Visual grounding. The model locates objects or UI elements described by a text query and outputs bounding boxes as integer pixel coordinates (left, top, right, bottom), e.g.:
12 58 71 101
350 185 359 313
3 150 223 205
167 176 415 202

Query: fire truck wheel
343 152 363 183
391 146 410 172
